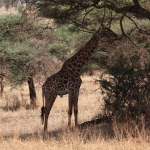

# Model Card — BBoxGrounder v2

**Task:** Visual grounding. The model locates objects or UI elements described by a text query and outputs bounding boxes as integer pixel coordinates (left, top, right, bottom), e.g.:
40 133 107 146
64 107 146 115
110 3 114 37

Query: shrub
5 93 21 111
4 92 30 111
98 44 150 123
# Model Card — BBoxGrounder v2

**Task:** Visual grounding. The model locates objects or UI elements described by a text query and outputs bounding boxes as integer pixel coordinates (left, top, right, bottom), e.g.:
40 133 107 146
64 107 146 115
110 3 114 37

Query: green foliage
0 14 21 42
17 5 24 14
82 61 99 73
38 0 138 32
0 14 44 43
56 26 72 42
47 24 81 60
48 43 69 61
58 24 79 36
0 14 20 24
98 46 150 122
4 42 38 87
28 22 44 39
71 31 91 49
38 1 109 31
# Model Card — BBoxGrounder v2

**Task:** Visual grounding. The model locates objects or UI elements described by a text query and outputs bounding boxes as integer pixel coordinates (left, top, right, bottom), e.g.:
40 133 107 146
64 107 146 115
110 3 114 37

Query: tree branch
94 2 150 20
133 0 140 7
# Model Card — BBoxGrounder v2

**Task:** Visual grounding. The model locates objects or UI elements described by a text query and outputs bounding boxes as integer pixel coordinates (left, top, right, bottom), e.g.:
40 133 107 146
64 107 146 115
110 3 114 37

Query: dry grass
0 135 149 150
1 74 150 149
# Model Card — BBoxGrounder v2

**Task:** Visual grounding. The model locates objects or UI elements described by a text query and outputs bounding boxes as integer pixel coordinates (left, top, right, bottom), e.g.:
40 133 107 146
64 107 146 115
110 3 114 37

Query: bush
4 92 30 111
98 44 150 123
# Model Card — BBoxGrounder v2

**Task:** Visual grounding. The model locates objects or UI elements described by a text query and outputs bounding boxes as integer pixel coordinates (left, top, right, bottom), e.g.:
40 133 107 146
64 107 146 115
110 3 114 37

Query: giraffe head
97 27 117 41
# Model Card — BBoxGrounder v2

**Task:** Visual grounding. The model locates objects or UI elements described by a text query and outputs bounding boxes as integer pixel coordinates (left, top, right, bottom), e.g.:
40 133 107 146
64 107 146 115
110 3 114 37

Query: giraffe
41 27 116 131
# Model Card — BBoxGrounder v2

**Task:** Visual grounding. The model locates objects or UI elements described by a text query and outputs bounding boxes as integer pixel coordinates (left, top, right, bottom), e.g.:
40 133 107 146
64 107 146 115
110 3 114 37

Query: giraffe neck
62 29 100 75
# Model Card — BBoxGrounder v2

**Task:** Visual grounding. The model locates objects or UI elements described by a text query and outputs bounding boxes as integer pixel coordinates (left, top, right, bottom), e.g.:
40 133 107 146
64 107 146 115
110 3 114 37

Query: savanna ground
1 74 150 150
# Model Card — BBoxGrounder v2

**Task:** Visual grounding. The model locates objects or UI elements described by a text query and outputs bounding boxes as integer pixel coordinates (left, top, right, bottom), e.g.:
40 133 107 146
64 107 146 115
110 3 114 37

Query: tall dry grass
0 125 150 150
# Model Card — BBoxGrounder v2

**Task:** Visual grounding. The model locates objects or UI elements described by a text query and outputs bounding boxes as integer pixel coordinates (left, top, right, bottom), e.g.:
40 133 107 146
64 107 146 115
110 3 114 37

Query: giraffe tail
41 90 45 125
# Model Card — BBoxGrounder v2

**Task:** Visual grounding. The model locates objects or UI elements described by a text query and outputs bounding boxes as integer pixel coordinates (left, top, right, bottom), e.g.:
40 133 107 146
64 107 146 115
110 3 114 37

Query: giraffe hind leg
68 90 79 127
74 79 81 127
74 100 78 126
68 95 74 127
41 106 45 125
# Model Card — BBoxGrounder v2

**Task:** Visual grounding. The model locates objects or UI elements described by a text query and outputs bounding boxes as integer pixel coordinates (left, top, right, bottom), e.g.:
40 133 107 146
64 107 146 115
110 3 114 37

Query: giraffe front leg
74 88 80 127
74 98 78 126
44 107 49 131
68 94 73 127
74 78 82 127
44 95 56 131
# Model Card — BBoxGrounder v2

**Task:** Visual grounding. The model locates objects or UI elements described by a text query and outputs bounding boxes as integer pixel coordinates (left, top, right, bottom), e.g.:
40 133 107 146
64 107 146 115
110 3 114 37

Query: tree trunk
0 75 4 99
27 77 37 109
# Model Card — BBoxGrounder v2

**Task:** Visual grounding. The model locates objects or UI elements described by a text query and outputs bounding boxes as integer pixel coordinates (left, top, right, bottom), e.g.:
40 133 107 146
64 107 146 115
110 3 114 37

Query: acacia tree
37 0 150 36
3 42 39 108
6 0 150 36
0 13 45 107
7 44 57 108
